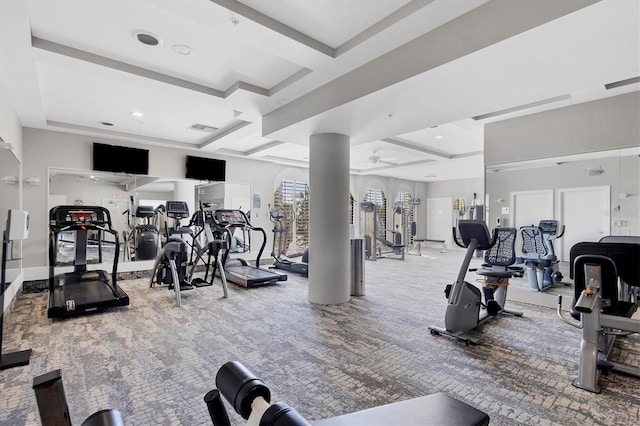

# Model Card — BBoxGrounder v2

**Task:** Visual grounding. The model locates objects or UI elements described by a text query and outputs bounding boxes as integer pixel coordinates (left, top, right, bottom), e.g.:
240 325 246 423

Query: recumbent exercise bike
429 220 523 344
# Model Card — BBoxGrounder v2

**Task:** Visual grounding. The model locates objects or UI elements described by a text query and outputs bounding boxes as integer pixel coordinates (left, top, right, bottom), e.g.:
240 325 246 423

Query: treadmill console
166 201 190 220
214 210 248 226
50 206 111 227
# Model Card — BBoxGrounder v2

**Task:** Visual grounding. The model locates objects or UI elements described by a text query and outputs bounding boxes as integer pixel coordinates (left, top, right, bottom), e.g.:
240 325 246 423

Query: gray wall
484 92 640 234
486 155 639 235
485 92 640 165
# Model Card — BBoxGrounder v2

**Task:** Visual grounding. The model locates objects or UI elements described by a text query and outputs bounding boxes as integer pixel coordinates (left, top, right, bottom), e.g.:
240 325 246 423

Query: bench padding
312 392 489 426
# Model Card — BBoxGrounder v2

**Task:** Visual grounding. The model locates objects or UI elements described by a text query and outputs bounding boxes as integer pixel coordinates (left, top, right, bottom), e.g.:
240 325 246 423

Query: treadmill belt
61 280 116 305
226 265 282 282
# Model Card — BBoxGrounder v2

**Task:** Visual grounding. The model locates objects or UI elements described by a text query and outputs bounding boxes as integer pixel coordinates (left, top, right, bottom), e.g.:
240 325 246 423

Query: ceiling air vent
188 123 219 133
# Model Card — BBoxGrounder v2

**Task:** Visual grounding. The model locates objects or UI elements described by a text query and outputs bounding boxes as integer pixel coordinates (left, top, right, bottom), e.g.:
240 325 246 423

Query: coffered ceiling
0 0 638 182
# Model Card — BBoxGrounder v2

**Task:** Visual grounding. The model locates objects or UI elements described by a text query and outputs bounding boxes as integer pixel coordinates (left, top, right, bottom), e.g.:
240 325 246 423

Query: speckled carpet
1 249 638 425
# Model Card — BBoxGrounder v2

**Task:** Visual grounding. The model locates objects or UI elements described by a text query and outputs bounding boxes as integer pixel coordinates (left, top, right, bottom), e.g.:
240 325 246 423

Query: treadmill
212 209 287 287
48 206 129 318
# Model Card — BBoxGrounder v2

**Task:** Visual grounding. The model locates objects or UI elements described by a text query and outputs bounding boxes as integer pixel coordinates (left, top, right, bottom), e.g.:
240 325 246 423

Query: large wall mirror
485 147 640 301
48 168 252 265
1 148 21 284
195 182 252 253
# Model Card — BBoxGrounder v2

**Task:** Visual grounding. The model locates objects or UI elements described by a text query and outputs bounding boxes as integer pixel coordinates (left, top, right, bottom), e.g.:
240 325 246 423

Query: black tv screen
185 155 226 181
93 143 149 175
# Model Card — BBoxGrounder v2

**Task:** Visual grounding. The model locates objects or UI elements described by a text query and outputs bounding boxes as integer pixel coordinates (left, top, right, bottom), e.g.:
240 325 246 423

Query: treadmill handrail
49 226 120 294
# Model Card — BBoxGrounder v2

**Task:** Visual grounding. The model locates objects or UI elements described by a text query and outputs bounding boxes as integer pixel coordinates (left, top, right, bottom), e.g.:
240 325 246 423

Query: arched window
273 180 309 255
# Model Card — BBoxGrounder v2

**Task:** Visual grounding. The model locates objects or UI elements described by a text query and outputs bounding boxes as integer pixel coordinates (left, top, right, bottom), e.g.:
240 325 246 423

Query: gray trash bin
350 238 365 296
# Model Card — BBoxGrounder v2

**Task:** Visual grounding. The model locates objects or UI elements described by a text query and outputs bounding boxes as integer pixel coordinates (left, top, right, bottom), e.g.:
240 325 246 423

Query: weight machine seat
312 393 489 426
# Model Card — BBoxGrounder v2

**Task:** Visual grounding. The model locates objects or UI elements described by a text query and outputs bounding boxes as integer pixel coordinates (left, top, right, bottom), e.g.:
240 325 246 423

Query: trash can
350 238 365 296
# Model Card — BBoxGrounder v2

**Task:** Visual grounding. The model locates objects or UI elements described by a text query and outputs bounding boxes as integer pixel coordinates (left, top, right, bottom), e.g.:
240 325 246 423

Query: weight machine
359 202 405 261
558 241 640 392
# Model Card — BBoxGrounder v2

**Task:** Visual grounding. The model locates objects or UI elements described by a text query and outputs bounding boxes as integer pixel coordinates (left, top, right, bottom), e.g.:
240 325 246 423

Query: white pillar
173 180 196 217
309 133 350 304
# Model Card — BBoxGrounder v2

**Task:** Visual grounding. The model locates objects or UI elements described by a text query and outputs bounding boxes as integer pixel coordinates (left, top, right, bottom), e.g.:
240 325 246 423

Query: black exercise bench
313 393 489 426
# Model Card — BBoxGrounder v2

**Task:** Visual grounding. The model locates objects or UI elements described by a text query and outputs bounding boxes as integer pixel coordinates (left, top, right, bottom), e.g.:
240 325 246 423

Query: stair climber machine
269 207 309 277
429 220 523 344
122 197 157 261
519 220 566 292
129 205 159 261
48 206 129 318
212 209 287 287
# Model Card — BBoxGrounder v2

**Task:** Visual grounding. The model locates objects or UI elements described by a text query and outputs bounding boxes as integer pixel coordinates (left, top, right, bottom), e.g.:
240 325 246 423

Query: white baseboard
2 272 23 314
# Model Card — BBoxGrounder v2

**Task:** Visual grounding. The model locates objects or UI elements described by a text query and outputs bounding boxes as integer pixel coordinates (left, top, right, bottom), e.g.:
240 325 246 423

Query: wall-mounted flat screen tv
185 155 226 181
92 142 149 175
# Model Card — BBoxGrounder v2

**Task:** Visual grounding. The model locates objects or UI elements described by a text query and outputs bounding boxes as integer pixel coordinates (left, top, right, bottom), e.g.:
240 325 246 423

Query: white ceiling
1 0 638 182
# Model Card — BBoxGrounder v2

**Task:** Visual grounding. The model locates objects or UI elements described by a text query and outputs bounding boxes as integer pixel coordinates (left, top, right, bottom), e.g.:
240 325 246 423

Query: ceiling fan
356 150 398 167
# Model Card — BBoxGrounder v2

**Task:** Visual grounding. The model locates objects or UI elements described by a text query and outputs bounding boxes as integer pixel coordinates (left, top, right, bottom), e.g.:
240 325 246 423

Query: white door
556 186 610 261
427 197 453 248
510 189 554 229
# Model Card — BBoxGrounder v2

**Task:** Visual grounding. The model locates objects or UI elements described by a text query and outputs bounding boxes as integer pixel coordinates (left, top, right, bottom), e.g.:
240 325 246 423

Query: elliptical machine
269 207 309 277
150 201 194 306
429 220 523 344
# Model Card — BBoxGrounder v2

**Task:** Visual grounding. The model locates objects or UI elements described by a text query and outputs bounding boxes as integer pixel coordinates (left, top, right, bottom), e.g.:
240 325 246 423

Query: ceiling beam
381 137 452 159
245 140 286 157
262 0 599 137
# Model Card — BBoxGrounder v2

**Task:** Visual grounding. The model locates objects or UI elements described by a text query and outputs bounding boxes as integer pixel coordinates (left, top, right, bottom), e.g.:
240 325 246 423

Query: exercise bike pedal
486 300 502 317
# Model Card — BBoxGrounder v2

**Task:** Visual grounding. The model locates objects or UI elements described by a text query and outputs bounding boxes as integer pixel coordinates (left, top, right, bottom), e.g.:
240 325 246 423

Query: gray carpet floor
1 248 638 425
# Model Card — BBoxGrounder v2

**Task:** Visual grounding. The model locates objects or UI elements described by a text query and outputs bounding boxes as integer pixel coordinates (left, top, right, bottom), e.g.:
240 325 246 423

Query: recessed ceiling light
134 31 161 46
435 135 443 139
99 121 114 126
172 44 192 55
131 111 144 118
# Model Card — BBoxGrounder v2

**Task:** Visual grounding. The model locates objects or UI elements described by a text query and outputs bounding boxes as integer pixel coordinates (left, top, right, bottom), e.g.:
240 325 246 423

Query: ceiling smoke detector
188 123 219 133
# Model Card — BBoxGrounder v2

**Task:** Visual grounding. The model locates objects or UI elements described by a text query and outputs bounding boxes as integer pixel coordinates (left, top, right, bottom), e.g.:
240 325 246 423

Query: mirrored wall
485 147 640 298
1 148 21 284
48 168 251 265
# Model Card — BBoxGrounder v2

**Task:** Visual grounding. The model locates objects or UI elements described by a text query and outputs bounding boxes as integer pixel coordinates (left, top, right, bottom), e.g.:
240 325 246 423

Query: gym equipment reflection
360 202 405 261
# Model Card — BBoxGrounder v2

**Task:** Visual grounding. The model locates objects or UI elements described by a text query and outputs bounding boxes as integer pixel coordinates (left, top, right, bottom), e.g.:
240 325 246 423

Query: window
273 180 309 255
349 193 355 225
